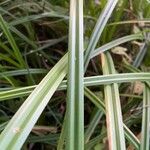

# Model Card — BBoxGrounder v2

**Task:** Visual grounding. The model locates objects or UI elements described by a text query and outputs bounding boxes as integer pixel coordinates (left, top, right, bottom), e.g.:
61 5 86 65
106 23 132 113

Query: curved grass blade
140 85 150 150
107 0 127 41
84 0 118 70
91 33 144 58
0 7 16 19
123 60 150 88
0 85 35 101
101 52 126 150
0 0 11 6
0 72 150 101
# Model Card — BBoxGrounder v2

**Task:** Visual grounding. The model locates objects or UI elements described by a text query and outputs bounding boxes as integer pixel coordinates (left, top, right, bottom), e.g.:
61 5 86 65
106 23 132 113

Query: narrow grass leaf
0 15 25 68
140 85 150 150
66 0 84 149
133 43 147 67
101 52 126 150
84 0 118 69
0 69 47 78
10 26 37 48
84 109 103 143
10 12 69 26
24 36 67 55
91 33 144 58
108 19 150 26
85 133 106 150
0 1 148 149
57 113 67 150
123 125 140 150
0 72 150 101
0 53 20 68
27 134 59 143
0 40 15 57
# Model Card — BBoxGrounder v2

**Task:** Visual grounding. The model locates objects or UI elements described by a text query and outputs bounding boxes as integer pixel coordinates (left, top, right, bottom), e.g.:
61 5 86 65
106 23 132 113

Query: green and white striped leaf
0 72 150 101
101 52 126 150
66 0 84 149
140 85 150 150
84 0 118 69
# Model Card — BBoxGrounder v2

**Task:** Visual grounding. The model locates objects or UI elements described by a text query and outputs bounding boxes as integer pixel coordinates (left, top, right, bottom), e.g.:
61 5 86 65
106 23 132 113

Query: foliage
0 0 150 149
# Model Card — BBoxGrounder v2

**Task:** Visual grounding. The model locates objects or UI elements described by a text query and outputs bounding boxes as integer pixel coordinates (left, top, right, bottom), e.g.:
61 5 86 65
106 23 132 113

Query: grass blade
0 69 47 78
10 12 68 26
0 15 25 68
140 85 150 150
101 52 126 150
0 53 20 68
24 36 67 55
0 1 148 149
57 114 67 150
133 43 148 67
0 72 150 101
66 0 84 149
84 109 103 143
85 133 106 150
91 33 144 58
84 0 118 69
0 40 15 57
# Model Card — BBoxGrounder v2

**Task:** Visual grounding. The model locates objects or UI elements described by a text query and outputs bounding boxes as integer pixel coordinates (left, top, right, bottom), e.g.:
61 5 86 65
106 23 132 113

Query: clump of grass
0 0 149 149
